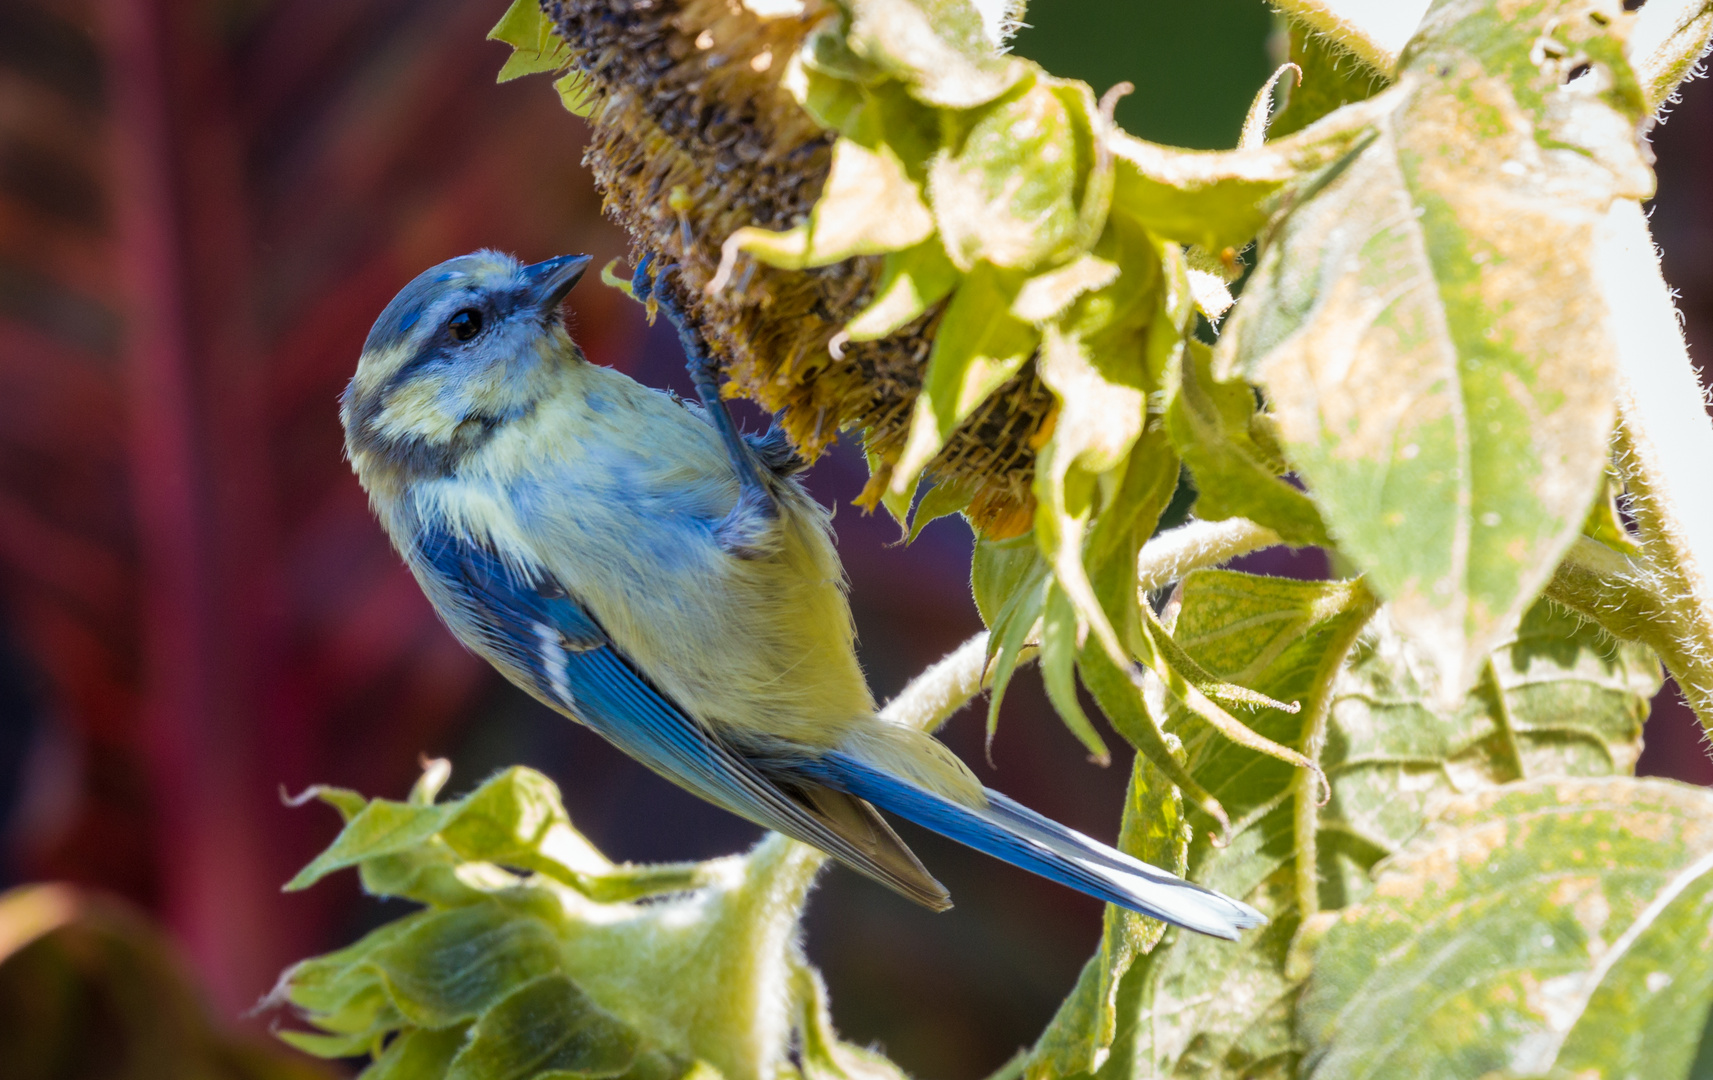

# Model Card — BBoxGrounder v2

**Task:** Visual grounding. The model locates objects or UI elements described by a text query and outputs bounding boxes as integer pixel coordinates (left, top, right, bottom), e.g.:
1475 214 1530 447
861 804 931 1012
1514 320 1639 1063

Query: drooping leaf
1040 584 1111 765
1030 217 1177 671
1300 777 1713 1080
972 531 1047 629
845 239 960 342
1218 0 1655 697
1167 339 1329 548
1078 645 1229 840
889 262 1037 498
972 533 1051 744
906 478 975 542
719 137 934 274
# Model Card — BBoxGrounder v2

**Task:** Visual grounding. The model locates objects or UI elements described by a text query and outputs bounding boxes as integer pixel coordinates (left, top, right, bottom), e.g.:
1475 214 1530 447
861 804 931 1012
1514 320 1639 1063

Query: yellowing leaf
1011 254 1120 325
930 75 1095 271
1107 98 1386 256
844 0 1025 108
717 138 933 281
1218 0 1654 698
1301 777 1713 1080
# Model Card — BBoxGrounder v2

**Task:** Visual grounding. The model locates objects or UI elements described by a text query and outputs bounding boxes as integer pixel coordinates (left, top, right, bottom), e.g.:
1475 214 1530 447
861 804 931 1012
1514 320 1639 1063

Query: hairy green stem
1291 581 1379 918
1631 0 1713 111
1547 536 1713 729
1595 200 1713 733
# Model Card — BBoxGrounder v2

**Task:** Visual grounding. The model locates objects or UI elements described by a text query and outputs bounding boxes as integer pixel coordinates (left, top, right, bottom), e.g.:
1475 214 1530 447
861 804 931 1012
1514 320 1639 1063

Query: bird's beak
522 254 593 315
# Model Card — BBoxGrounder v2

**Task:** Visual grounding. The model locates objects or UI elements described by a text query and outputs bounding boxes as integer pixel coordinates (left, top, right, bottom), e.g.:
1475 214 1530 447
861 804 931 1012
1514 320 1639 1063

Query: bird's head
341 249 591 481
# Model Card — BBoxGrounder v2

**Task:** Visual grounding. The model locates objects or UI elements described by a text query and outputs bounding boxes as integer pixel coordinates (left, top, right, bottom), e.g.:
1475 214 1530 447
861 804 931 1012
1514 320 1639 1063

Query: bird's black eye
447 308 483 342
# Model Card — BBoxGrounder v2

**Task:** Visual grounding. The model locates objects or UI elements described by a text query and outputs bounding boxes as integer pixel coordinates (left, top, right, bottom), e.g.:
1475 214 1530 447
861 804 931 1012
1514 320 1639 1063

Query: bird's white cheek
375 378 461 444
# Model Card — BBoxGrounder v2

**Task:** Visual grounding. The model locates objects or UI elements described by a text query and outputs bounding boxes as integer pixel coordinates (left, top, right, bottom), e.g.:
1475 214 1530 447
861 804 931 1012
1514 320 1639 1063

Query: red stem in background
104 0 291 1010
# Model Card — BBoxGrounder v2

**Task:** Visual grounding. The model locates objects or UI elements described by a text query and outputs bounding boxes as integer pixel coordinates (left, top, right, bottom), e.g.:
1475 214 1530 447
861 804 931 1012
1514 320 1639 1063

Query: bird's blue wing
410 525 950 908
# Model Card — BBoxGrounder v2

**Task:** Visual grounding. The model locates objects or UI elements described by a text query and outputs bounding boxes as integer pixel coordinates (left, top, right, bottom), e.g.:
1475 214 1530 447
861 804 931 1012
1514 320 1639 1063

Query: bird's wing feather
410 525 950 910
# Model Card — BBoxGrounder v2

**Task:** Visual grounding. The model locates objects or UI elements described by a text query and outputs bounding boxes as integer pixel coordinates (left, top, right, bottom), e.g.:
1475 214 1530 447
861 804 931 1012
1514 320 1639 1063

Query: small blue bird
341 249 1264 939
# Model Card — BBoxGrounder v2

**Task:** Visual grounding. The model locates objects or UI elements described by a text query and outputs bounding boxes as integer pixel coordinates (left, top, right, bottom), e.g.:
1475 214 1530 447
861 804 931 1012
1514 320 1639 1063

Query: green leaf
1040 584 1111 765
489 0 573 82
973 532 1048 629
906 478 974 543
971 532 1051 745
1167 339 1329 548
929 74 1096 271
1099 582 1656 1078
791 959 911 1080
1086 574 1370 1079
278 761 889 1080
368 904 563 1028
889 262 1037 498
1106 106 1382 256
287 799 456 891
289 783 368 821
845 239 960 342
843 0 1025 109
1217 0 1654 697
1033 246 1159 477
444 975 640 1080
1028 220 1177 674
1300 777 1713 1080
984 560 1049 748
1077 645 1229 840
437 768 599 880
276 1027 381 1059
361 1025 471 1080
1020 955 1101 1080
1268 22 1387 139
283 915 423 1017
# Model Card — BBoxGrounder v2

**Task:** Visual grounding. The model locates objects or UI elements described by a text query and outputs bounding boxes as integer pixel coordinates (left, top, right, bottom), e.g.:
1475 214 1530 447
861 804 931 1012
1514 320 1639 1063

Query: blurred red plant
0 0 631 1012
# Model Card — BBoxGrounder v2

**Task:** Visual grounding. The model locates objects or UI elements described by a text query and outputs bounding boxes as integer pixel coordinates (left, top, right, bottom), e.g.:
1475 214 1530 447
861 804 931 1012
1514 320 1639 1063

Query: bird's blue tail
796 750 1266 940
